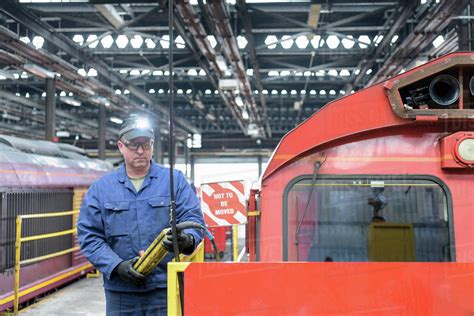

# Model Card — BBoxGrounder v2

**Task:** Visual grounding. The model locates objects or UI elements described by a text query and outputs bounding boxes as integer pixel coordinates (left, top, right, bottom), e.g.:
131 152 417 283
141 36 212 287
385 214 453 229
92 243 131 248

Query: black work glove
162 230 195 254
114 257 146 286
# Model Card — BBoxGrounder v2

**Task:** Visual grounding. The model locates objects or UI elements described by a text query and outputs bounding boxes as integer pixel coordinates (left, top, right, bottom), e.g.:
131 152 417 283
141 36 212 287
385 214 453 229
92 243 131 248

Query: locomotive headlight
457 138 474 162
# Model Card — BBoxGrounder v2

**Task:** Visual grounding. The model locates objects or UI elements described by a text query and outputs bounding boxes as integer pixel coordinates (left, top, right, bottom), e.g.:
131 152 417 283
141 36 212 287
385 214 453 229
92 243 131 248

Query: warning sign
200 180 247 227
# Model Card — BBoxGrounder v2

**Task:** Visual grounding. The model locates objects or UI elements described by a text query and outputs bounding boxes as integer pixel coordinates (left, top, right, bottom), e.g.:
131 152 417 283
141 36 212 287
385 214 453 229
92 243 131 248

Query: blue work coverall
77 161 204 293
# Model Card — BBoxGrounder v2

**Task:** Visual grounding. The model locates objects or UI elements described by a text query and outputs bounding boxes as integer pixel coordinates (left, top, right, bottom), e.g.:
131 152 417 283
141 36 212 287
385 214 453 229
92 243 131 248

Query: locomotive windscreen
285 177 452 262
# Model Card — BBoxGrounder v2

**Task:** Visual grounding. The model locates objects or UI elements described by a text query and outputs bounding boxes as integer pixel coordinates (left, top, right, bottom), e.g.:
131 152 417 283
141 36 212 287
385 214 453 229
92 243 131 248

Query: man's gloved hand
162 230 194 253
115 257 146 285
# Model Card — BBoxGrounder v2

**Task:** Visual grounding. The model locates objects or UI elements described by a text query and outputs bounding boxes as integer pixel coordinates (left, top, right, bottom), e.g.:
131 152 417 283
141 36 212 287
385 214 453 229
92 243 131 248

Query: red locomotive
182 52 474 315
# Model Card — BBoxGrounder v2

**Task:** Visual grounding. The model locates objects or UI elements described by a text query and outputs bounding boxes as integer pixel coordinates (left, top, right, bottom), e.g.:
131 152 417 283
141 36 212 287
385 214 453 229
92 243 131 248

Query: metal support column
258 155 263 177
154 124 163 164
45 78 56 141
98 104 106 160
190 155 195 182
184 141 189 178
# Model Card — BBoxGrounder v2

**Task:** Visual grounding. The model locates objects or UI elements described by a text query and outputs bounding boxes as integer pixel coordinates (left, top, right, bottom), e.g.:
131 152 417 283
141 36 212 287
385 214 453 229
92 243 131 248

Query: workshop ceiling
0 0 470 154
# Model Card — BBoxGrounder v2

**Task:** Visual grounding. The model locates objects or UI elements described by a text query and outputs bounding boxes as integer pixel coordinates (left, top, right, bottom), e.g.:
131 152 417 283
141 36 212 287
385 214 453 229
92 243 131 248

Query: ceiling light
148 88 155 94
188 69 198 76
235 96 244 107
56 131 70 138
432 35 444 48
237 35 248 49
145 38 156 49
101 35 114 48
32 36 45 49
205 113 216 121
24 63 56 79
87 68 98 77
341 35 355 49
20 36 30 44
61 96 81 107
264 35 278 49
176 35 185 49
310 35 322 48
86 35 99 48
242 110 249 120
153 70 163 76
339 69 351 76
130 35 144 49
295 35 309 49
326 35 340 49
281 35 293 49
160 35 170 49
130 69 140 76
206 35 217 48
116 35 129 48
358 35 371 48
246 69 253 76
72 34 84 45
215 56 228 72
110 117 123 124
199 69 206 76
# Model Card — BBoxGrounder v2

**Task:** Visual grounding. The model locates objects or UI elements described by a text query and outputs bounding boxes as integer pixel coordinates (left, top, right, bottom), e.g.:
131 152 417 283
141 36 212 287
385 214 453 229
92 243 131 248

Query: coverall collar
117 160 160 184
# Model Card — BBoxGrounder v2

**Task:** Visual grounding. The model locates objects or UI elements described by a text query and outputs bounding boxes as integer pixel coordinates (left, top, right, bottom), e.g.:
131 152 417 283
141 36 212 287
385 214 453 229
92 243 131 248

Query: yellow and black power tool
133 221 219 275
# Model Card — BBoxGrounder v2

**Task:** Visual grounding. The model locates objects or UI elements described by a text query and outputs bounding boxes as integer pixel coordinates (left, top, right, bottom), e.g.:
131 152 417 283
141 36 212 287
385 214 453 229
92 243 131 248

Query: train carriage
0 135 111 312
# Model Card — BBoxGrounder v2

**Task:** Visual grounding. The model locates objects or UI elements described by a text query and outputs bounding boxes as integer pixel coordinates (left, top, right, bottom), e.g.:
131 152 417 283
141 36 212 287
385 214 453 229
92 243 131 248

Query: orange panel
184 263 474 315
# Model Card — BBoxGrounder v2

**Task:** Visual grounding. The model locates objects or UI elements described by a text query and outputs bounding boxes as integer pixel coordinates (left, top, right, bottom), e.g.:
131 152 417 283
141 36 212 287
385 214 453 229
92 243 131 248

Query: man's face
117 136 154 171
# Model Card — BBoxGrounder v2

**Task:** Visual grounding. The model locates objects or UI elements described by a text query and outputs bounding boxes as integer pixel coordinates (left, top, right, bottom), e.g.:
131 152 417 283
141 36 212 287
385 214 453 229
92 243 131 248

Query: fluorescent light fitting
205 113 216 121
23 63 56 79
110 117 123 124
61 96 81 107
215 56 228 72
235 96 244 107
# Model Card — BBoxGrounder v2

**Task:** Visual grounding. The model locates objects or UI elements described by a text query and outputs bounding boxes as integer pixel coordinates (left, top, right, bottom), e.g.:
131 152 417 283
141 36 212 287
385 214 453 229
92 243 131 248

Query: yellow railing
168 241 204 316
13 210 79 314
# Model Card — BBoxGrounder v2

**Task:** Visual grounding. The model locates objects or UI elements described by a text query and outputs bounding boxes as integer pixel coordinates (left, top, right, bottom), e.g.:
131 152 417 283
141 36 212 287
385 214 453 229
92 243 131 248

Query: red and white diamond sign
200 180 247 227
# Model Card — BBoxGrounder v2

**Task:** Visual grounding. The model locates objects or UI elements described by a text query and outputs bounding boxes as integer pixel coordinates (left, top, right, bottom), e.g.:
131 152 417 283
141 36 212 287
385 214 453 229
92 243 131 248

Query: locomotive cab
248 52 474 265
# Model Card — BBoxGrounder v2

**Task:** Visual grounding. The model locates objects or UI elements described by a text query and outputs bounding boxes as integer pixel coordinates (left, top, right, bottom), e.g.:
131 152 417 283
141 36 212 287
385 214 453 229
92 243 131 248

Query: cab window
285 177 452 262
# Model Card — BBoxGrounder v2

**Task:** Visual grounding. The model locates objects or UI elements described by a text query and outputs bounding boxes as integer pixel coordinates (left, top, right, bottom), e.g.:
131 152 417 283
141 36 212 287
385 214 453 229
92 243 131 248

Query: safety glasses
122 140 153 151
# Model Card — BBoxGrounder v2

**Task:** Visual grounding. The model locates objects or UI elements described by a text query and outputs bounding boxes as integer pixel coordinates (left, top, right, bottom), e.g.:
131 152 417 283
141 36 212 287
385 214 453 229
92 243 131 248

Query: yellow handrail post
233 224 239 262
167 262 190 316
14 216 22 315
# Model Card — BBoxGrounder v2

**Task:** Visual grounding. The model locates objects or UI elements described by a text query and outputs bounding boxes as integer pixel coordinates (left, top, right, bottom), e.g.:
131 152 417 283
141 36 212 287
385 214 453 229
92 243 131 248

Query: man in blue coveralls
77 115 204 315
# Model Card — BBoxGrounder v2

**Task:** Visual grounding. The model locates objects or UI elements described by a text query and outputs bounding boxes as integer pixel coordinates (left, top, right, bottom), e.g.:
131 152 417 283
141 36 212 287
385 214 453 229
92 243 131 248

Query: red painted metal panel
184 262 474 315
262 52 474 181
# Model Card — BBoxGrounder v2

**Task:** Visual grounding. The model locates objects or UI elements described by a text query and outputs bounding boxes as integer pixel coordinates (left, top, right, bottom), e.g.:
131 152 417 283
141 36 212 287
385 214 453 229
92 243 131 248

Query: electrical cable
167 0 185 314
